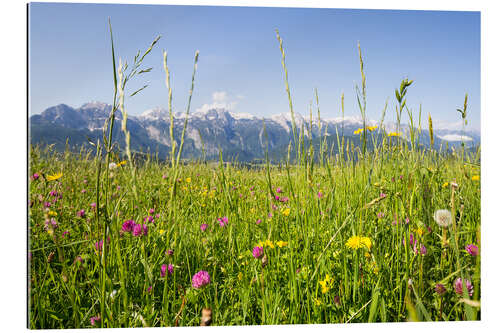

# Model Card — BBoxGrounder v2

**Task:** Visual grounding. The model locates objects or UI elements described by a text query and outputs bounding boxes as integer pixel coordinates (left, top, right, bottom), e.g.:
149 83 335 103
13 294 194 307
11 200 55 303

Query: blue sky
29 2 480 130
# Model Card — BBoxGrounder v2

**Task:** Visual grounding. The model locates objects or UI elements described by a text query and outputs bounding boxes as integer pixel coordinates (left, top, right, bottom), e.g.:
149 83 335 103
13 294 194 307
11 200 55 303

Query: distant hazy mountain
29 102 480 162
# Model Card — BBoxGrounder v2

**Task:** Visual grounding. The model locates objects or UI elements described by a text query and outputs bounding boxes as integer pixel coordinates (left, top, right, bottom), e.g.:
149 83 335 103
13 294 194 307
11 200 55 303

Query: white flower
108 162 117 170
433 209 452 228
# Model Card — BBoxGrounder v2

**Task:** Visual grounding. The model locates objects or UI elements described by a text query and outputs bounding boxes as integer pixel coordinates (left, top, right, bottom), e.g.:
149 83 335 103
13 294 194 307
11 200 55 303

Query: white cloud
437 134 473 142
196 91 239 113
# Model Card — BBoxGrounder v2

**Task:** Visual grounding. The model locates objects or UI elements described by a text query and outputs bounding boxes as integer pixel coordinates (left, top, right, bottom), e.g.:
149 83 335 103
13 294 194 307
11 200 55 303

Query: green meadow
28 24 480 328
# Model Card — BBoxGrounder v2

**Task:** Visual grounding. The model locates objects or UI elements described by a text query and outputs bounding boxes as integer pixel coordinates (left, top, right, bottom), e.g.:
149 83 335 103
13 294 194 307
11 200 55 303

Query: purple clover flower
192 270 211 289
252 246 264 259
454 277 473 297
122 219 136 233
217 216 228 227
200 223 208 231
77 209 85 218
465 244 479 256
435 283 446 295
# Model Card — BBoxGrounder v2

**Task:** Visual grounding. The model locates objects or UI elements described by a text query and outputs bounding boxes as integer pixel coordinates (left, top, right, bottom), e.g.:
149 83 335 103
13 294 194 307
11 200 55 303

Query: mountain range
29 102 481 162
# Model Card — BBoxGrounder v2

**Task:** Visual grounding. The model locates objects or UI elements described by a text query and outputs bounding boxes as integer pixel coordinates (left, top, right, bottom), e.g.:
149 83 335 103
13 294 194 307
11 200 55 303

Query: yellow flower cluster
281 208 291 216
354 126 378 135
387 132 401 137
319 274 333 294
471 175 480 181
345 235 373 250
256 240 288 249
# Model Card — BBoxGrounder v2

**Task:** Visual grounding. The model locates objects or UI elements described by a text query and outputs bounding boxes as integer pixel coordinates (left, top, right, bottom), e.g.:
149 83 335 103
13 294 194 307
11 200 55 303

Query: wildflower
419 244 427 255
314 298 322 306
317 191 323 199
161 264 173 277
117 160 126 167
282 208 291 217
122 219 136 233
132 224 146 237
471 175 480 181
346 236 363 250
354 128 364 135
415 227 425 237
276 187 283 193
454 277 473 297
465 244 479 256
147 286 152 293
31 173 40 181
442 182 449 188
200 223 208 231
256 219 262 225
238 272 243 281
388 132 401 137
267 212 273 219
166 249 174 256
252 246 264 259
90 315 100 326
276 240 288 248
62 230 70 238
367 125 378 131
46 172 63 181
162 174 167 179
379 192 387 198
44 218 58 231
192 270 211 289
149 208 155 215
48 210 57 217
90 202 97 209
81 189 87 194
76 209 85 218
361 237 372 250
435 283 446 295
217 216 228 227
275 195 280 201
108 162 117 170
319 274 332 294
280 196 290 203
433 209 453 228
377 212 385 219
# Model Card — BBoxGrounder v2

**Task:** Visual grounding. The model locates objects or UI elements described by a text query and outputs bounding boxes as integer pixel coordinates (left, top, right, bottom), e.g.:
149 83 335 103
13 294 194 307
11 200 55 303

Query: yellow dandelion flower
442 182 449 188
361 237 372 250
367 125 378 132
186 177 191 183
48 210 58 217
346 236 363 250
182 186 187 191
364 252 371 259
46 172 63 181
388 132 401 137
116 161 127 167
276 241 288 248
282 208 291 217
471 175 480 181
354 128 364 135
158 229 166 235
314 298 322 306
